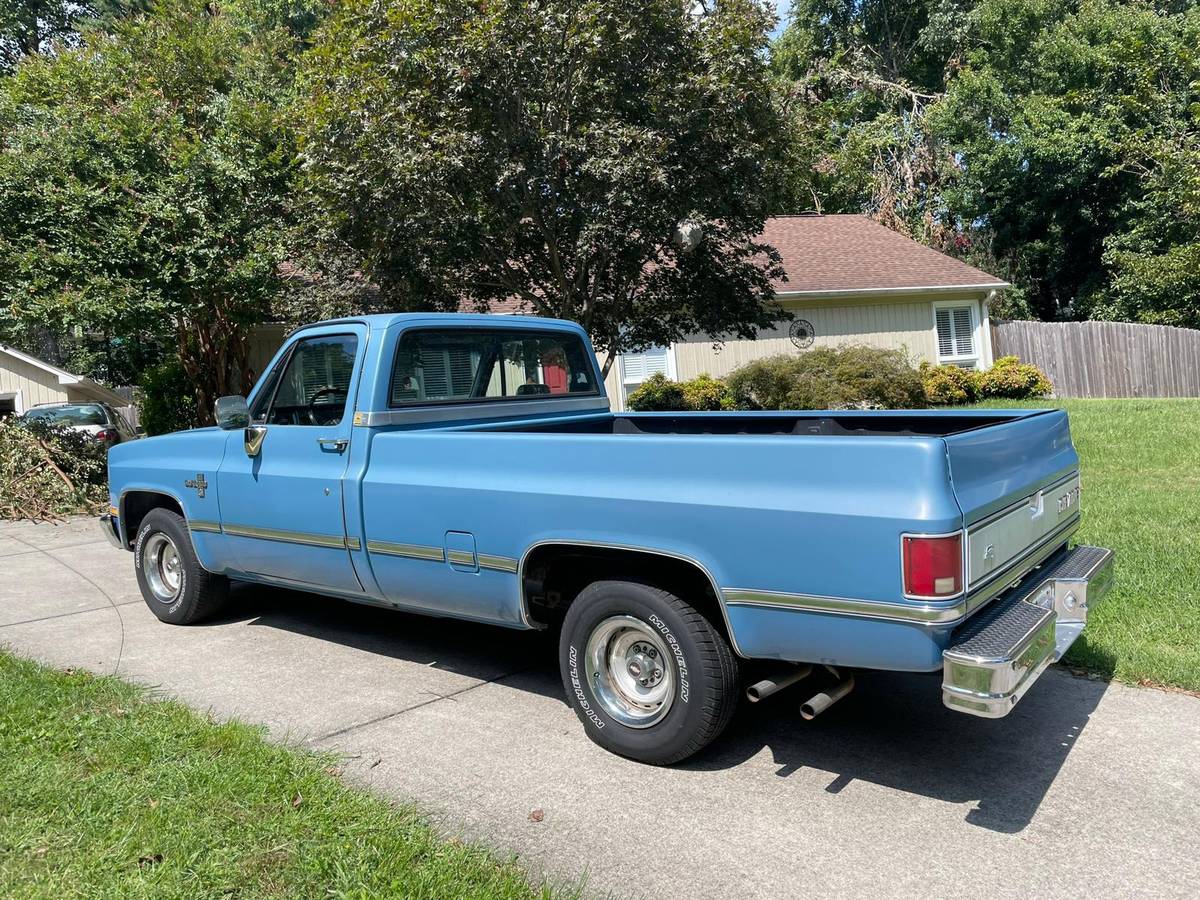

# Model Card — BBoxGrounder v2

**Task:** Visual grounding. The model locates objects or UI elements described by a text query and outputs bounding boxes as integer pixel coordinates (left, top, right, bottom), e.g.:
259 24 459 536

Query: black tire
134 508 229 625
559 578 739 765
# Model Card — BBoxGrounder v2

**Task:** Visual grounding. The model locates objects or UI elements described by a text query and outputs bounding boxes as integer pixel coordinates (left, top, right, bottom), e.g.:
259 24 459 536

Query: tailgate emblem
1057 486 1080 514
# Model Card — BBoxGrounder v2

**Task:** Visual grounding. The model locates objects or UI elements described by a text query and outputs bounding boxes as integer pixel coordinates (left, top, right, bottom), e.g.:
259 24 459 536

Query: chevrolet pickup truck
101 313 1114 764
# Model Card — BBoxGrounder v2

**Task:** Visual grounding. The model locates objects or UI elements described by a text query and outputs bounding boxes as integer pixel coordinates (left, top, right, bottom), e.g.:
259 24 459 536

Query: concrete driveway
2 517 1198 899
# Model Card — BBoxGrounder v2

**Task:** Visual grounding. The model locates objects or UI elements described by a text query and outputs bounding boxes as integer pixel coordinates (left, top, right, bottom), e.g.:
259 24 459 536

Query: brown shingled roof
763 214 1007 294
465 214 1007 314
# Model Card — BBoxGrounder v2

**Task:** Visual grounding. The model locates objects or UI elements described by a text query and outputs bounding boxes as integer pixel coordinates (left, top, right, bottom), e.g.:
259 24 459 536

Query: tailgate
943 410 1081 592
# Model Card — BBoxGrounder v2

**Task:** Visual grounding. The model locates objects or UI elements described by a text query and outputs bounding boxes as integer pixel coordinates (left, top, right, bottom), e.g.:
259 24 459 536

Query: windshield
24 404 108 426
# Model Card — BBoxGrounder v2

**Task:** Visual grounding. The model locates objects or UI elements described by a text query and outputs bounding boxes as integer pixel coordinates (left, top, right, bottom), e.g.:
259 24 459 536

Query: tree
299 0 790 373
0 0 144 74
774 0 1200 326
0 1 299 420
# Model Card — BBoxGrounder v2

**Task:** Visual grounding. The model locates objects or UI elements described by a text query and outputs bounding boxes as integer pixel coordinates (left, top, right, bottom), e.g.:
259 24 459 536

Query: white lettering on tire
568 645 604 729
649 613 689 703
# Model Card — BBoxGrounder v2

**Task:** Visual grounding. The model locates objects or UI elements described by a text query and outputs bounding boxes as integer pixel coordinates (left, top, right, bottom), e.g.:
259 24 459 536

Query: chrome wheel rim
584 615 675 728
144 532 182 603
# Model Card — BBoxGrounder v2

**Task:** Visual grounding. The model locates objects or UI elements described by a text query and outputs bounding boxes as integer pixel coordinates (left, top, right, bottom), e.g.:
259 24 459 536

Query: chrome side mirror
214 395 250 430
244 425 267 457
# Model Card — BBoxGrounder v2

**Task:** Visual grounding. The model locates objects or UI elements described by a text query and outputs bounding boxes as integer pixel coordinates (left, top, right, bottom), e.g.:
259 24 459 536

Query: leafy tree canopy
775 0 1200 326
298 0 792 371
0 0 301 417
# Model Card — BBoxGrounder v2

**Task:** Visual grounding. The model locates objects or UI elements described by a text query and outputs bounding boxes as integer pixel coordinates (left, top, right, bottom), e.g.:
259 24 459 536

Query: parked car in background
22 402 140 446
100 313 1113 765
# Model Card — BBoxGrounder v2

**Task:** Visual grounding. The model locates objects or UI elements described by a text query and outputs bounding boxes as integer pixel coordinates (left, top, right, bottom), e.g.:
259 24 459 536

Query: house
0 344 131 418
608 214 1008 409
246 214 1009 410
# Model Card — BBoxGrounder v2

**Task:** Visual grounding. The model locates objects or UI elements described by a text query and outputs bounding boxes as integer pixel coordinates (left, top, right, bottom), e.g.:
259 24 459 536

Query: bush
625 373 687 411
625 373 736 412
679 374 736 411
139 358 199 435
920 362 980 405
726 346 926 410
0 419 108 520
976 356 1053 399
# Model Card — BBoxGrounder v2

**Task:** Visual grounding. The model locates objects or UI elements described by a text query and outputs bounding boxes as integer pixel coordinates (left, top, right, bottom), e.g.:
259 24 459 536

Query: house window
620 345 674 399
933 303 980 368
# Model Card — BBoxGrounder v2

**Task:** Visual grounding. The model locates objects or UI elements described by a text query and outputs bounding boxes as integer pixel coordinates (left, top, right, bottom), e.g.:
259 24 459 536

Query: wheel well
120 491 184 547
521 544 736 651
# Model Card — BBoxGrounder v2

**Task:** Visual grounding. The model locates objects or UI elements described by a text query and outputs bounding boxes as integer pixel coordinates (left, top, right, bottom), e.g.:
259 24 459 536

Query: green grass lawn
0 653 556 899
966 398 1200 691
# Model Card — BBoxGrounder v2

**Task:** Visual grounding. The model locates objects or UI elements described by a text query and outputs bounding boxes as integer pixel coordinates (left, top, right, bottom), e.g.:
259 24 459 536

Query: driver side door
215 326 365 593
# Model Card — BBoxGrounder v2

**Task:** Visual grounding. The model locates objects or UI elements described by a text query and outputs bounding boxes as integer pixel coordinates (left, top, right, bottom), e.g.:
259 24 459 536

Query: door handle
317 437 349 451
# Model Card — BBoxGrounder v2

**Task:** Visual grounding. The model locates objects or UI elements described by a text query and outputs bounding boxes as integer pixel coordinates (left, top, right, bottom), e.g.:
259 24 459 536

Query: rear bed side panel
942 409 1079 524
357 429 963 664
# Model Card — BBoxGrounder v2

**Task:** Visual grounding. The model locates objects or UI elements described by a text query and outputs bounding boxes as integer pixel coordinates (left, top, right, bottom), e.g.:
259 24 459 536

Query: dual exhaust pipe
746 664 855 719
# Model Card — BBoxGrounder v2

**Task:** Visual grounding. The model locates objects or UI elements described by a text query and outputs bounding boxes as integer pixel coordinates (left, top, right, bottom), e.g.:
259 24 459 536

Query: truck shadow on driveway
685 665 1110 834
220 584 1109 836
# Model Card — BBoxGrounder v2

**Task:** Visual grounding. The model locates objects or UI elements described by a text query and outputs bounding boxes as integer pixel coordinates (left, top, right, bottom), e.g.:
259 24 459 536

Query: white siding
0 354 71 412
672 298 943 380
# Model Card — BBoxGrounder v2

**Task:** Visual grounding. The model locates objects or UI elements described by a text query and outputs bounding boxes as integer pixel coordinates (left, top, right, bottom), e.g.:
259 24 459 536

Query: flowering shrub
626 373 736 411
976 356 1053 399
919 362 980 405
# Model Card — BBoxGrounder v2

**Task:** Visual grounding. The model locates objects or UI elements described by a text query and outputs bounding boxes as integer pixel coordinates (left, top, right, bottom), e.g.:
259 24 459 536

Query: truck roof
299 312 588 334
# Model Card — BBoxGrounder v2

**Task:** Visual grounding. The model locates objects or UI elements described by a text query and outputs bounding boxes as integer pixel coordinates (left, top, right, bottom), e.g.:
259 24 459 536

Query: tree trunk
175 295 255 426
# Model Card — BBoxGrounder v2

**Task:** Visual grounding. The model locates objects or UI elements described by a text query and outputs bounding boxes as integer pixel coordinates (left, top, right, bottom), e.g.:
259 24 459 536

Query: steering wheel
306 385 347 426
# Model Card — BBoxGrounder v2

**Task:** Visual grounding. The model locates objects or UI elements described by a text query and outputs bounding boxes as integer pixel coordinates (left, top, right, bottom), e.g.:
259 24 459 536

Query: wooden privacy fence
991 319 1200 398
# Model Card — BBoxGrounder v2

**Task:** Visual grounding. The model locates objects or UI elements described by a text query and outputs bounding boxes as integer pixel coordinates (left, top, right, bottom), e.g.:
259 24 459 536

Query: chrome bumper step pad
942 545 1115 718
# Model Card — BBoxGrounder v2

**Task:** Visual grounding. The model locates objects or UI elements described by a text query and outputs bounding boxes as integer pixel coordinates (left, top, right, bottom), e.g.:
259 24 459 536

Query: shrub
679 374 736 411
726 346 926 410
139 358 199 435
976 356 1053 399
920 362 980 405
625 373 687 411
0 419 108 520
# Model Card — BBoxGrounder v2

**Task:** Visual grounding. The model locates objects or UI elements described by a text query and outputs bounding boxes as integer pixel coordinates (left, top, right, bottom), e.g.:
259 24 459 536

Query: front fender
109 428 230 568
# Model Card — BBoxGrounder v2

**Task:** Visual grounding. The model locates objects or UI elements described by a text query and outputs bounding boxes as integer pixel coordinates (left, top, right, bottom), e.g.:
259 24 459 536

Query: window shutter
622 346 669 382
935 309 954 357
952 307 974 356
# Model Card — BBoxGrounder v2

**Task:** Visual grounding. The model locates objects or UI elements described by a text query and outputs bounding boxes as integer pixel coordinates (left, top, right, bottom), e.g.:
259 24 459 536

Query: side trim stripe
367 540 445 562
222 523 348 550
478 553 519 573
188 520 518 575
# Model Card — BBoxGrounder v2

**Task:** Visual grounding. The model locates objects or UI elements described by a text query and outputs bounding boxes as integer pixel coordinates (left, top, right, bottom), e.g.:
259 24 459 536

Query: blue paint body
107 314 1079 673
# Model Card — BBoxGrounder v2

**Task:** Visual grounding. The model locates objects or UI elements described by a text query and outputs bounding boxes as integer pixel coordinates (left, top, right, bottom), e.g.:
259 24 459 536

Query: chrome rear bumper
942 545 1114 718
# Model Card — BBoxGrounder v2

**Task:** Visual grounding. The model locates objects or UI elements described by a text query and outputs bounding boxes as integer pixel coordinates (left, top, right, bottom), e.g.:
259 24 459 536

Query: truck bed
490 409 1041 437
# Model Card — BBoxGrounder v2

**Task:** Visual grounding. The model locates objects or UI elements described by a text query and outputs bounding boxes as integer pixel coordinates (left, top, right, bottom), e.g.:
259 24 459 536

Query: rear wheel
559 579 739 765
135 508 229 624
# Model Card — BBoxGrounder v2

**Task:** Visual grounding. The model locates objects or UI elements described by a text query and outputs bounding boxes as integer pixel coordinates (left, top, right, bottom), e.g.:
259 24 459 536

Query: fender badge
184 473 208 499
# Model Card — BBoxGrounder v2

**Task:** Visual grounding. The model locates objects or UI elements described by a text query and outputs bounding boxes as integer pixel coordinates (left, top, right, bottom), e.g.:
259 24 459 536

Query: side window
262 334 359 426
390 328 598 406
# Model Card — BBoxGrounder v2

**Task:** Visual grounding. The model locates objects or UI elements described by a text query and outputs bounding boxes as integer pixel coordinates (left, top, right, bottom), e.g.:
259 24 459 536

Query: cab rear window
389 328 599 407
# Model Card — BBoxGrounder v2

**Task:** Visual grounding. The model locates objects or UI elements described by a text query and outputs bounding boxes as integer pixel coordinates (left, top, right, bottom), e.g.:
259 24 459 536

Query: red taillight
94 429 117 442
902 533 963 598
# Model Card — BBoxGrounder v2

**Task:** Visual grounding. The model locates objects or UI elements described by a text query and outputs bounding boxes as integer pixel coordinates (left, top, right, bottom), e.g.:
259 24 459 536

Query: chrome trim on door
187 520 222 534
478 553 519 573
346 536 361 552
222 523 349 549
366 539 446 562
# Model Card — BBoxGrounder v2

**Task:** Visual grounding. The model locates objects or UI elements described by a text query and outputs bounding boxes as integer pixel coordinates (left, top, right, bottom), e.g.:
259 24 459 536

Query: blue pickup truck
101 313 1113 764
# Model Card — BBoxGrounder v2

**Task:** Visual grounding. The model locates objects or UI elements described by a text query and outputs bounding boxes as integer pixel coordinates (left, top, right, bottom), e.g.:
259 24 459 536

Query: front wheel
134 508 229 624
559 579 739 765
